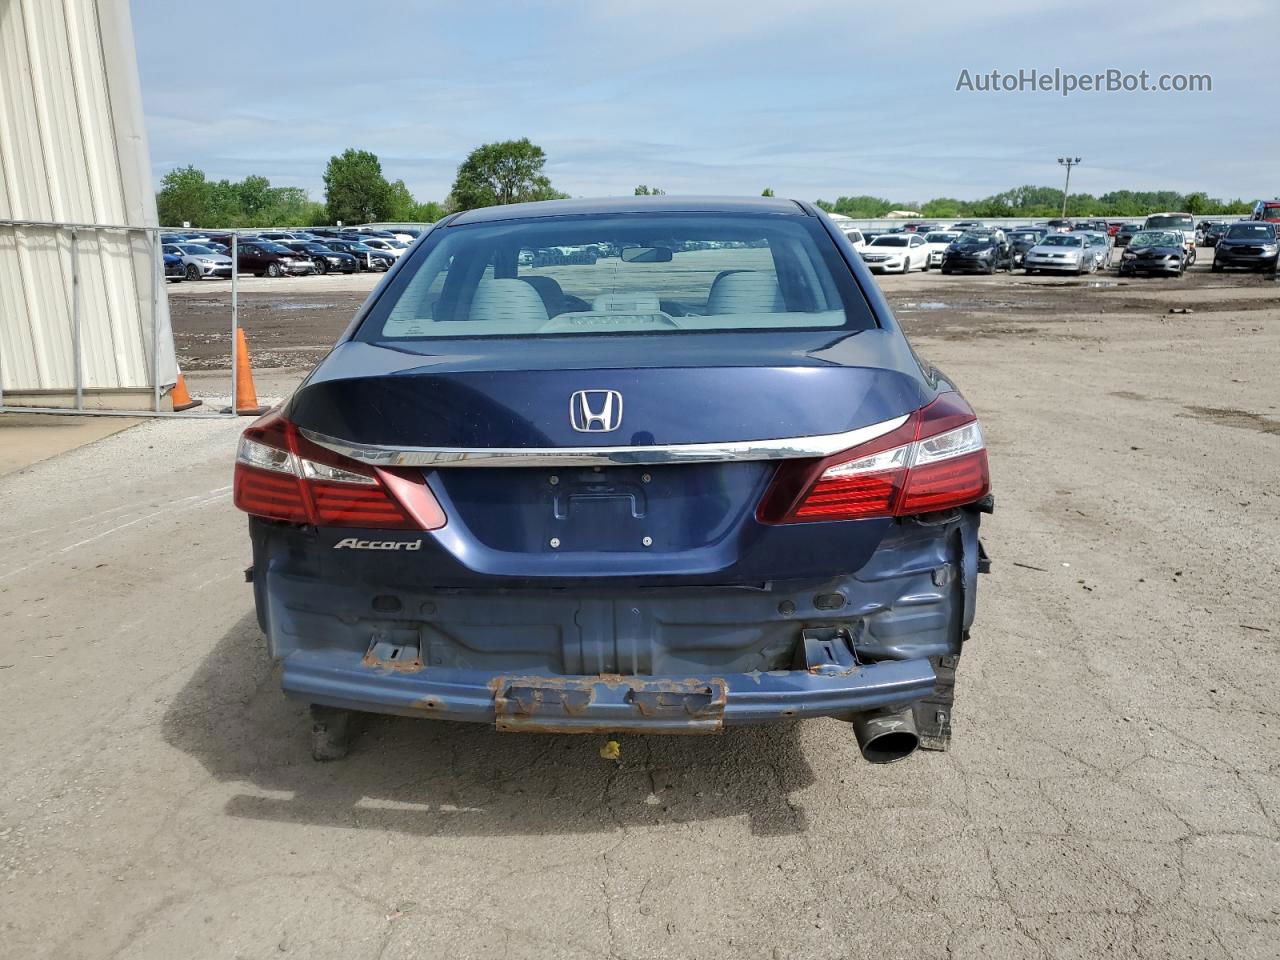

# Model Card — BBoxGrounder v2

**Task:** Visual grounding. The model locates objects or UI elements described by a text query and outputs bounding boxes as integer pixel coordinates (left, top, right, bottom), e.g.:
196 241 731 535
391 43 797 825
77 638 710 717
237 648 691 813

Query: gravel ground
2 251 1277 959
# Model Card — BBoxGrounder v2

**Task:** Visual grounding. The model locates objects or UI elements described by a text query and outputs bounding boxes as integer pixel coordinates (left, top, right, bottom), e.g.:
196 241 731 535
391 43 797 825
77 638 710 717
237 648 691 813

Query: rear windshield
1145 215 1193 230
357 213 874 340
1041 235 1082 247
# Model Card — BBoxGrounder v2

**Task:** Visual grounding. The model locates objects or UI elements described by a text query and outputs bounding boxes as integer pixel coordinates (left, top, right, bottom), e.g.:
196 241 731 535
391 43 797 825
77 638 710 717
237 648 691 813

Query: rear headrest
706 271 784 314
468 278 549 328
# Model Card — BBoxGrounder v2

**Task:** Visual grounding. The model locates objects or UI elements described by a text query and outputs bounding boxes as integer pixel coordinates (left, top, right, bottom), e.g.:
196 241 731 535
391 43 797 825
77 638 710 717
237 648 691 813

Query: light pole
1057 157 1081 219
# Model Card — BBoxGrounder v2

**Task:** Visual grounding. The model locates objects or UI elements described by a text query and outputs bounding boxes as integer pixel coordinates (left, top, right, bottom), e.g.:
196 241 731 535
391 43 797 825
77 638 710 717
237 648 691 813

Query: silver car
1077 231 1112 270
1023 233 1095 275
163 243 234 281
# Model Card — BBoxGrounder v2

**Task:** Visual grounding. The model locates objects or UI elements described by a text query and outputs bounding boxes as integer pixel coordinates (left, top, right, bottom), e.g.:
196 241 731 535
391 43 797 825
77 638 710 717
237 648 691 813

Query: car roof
449 195 806 226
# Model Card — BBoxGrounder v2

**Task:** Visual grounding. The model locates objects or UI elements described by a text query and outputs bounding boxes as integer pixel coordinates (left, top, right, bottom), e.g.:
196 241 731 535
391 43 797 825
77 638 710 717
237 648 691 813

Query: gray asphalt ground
1 253 1277 959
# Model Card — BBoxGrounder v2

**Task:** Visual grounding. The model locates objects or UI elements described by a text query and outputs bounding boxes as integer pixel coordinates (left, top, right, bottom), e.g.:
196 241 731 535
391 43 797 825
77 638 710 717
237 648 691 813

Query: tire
266 263 281 278
1211 262 1222 273
1186 248 1196 266
941 267 952 275
184 263 200 281
1025 268 1036 275
314 259 327 275
985 260 996 275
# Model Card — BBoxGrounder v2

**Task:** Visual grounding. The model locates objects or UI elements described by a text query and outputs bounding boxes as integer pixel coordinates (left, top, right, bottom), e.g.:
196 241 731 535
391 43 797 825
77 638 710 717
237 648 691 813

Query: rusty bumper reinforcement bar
281 651 938 731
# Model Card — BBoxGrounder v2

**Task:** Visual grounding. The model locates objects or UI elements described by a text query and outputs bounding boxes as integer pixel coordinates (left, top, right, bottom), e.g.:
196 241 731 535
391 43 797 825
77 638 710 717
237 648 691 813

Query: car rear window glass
358 213 875 340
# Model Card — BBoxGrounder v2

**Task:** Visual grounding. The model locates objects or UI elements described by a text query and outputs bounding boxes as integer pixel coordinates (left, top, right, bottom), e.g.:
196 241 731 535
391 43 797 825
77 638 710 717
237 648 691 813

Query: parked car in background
359 237 409 259
321 239 394 271
282 241 360 275
164 252 185 282
1023 233 1093 274
1118 230 1188 277
1106 222 1126 237
1142 213 1197 264
839 226 868 251
1044 218 1073 233
1198 221 1230 247
951 220 983 231
1072 219 1109 233
1114 223 1142 247
1081 232 1112 270
236 240 316 277
1211 222 1279 272
163 242 234 281
860 233 931 273
257 231 305 243
941 232 1012 274
922 230 962 267
232 195 992 762
1006 227 1047 267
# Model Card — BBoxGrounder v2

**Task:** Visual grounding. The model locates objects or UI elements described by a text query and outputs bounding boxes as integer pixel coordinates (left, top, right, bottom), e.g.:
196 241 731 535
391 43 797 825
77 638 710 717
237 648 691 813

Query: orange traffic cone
170 371 202 411
234 328 268 417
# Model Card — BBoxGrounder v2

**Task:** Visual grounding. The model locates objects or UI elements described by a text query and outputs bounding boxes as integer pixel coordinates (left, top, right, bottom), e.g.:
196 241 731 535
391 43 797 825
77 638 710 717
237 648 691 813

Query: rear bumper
282 649 937 731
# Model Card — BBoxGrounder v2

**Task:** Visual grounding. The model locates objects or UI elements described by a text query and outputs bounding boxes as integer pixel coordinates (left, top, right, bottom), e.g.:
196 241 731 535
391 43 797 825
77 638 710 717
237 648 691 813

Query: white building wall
0 0 175 406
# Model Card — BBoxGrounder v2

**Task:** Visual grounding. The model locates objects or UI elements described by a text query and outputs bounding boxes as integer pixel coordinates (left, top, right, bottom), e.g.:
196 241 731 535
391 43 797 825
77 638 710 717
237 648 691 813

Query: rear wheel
314 259 327 275
266 263 281 278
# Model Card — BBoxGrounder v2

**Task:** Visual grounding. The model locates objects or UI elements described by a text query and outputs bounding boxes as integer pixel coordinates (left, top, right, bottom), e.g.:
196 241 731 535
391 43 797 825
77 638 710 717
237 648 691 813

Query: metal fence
0 217 234 418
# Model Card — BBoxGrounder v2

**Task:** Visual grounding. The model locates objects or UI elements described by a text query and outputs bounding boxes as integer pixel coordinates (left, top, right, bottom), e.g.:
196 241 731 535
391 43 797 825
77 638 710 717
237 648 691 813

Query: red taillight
758 393 990 524
232 410 445 530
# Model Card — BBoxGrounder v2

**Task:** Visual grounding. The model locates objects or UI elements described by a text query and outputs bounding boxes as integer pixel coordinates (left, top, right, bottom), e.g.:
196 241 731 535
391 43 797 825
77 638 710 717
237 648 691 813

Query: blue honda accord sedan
234 196 992 763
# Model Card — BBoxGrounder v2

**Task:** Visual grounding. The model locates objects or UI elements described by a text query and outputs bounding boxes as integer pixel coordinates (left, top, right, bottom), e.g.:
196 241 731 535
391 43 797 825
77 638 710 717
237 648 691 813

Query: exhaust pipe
851 706 920 763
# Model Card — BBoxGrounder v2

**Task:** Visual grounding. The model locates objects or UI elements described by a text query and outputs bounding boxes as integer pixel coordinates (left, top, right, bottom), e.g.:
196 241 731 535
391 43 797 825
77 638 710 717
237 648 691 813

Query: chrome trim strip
300 414 910 468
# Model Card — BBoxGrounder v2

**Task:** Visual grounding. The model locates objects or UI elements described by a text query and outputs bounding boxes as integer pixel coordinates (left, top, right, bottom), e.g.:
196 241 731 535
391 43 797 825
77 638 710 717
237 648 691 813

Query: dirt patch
1181 405 1280 435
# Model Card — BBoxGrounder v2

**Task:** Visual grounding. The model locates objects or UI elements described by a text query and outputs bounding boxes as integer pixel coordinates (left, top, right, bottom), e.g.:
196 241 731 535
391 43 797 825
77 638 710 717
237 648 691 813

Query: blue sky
131 0 1277 204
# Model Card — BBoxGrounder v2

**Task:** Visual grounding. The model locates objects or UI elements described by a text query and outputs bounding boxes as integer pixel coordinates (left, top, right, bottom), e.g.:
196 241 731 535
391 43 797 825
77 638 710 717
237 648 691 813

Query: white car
922 231 962 267
360 238 407 259
859 233 931 274
162 242 233 281
840 227 867 251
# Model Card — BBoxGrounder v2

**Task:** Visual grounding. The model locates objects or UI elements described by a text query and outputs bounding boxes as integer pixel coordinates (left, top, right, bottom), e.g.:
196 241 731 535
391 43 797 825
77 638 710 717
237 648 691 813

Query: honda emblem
569 389 623 433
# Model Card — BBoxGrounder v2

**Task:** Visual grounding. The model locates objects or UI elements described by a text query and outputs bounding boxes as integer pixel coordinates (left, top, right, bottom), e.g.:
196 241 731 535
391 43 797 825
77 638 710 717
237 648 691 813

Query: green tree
635 185 666 196
156 165 213 226
236 175 272 218
323 148 392 224
761 188 775 197
384 179 417 220
450 138 562 210
406 201 445 222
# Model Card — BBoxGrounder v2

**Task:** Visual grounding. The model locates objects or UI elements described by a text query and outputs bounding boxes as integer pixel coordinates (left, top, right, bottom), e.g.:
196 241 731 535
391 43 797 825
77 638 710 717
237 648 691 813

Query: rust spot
411 695 444 714
360 650 426 674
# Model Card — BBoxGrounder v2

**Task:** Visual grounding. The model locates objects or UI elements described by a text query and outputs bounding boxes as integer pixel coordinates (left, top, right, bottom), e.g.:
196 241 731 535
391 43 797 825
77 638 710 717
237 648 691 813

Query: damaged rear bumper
281 649 937 733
